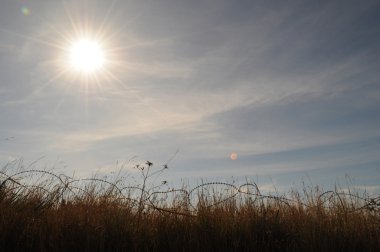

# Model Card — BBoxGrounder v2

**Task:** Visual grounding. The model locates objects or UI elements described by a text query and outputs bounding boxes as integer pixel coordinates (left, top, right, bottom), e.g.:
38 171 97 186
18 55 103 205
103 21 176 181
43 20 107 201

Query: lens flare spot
230 152 238 161
21 7 30 16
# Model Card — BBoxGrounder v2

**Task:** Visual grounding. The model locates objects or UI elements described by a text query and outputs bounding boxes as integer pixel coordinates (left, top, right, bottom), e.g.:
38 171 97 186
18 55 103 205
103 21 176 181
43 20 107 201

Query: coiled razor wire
1 169 379 217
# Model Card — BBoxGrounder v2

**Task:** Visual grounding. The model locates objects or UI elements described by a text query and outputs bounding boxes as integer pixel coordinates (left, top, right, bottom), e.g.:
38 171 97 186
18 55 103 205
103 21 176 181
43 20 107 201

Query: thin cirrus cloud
0 0 379 191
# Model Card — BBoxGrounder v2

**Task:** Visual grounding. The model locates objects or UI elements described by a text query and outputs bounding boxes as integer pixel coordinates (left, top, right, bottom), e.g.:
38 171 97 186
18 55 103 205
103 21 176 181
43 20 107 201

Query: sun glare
27 2 131 96
69 38 105 73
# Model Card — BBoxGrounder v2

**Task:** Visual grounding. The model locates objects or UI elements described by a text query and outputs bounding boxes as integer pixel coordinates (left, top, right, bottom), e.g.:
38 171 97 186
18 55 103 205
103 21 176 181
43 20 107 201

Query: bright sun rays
14 0 134 94
1 1 153 116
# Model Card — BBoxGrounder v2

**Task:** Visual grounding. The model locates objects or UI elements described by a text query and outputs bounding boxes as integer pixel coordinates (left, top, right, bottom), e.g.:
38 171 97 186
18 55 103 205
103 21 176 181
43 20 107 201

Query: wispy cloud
0 0 379 191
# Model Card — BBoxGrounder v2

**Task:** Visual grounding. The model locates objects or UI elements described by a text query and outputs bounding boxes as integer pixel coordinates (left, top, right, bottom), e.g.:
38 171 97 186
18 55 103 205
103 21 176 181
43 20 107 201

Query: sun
69 38 105 73
25 2 133 96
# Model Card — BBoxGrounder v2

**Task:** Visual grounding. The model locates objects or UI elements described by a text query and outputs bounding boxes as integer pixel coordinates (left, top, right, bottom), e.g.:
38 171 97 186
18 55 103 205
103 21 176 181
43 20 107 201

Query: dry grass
0 161 379 252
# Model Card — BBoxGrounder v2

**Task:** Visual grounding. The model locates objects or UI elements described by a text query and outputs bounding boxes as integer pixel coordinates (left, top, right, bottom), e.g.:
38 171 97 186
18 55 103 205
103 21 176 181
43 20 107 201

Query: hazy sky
0 0 379 193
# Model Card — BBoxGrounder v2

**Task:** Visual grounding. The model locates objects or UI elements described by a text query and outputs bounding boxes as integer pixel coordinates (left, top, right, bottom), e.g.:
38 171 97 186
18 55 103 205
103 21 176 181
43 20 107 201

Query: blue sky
0 0 379 193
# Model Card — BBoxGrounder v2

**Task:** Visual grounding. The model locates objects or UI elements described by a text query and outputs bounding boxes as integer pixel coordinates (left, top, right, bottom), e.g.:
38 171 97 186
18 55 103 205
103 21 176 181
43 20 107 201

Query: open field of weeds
0 160 379 252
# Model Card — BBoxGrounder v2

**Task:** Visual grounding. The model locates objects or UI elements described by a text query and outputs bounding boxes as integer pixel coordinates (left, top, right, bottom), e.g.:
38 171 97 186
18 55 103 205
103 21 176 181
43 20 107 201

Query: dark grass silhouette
0 161 379 252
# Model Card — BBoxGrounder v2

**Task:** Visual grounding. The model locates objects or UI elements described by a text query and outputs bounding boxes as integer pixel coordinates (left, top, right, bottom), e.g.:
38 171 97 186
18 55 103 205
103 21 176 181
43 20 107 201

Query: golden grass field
1 161 379 251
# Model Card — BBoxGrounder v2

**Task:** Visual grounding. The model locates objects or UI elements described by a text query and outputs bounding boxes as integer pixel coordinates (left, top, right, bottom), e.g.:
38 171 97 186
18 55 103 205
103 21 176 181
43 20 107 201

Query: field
1 161 379 252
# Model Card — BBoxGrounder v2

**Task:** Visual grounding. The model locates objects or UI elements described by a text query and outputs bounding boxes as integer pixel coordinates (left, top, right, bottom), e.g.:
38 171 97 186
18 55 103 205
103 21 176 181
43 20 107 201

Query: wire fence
1 168 379 217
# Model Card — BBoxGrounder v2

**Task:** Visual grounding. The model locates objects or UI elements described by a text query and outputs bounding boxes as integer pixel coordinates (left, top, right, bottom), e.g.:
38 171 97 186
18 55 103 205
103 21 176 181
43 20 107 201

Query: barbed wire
0 168 379 217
